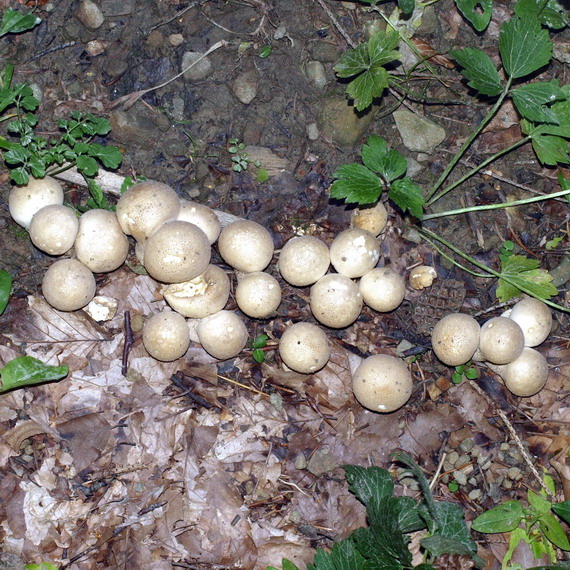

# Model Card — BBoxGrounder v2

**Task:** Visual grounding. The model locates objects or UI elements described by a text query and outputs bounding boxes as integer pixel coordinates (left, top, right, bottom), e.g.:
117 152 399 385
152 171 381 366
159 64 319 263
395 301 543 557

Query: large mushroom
279 322 331 374
9 176 64 229
197 310 248 360
142 309 191 362
278 236 330 287
431 313 480 366
506 297 552 347
478 316 525 365
310 274 363 328
235 272 282 319
329 228 380 278
177 200 221 245
359 267 405 312
42 258 96 311
29 204 79 256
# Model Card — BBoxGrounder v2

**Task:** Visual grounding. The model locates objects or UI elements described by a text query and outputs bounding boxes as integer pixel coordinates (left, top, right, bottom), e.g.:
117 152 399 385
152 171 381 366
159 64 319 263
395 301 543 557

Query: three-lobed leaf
330 163 383 205
389 178 424 220
511 80 564 124
497 254 558 302
514 0 569 30
362 135 407 182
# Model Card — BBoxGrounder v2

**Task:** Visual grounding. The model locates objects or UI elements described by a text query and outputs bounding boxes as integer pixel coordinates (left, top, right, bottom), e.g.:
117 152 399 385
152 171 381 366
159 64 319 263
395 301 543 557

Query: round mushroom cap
177 200 221 245
409 265 437 290
143 221 211 283
310 274 363 328
163 264 230 318
197 310 248 360
329 228 380 278
479 316 524 365
142 309 190 362
278 236 330 287
431 313 480 366
217 219 274 272
359 267 405 312
74 209 129 273
235 272 282 319
350 202 388 237
502 347 549 397
115 181 180 241
352 354 413 413
507 298 552 347
279 322 331 374
42 258 96 311
29 204 79 255
9 176 64 229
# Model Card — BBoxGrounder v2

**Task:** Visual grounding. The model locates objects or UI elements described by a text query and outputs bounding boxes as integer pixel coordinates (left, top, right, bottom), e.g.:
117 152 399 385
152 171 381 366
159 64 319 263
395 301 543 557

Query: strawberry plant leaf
496 254 558 302
0 356 68 393
471 500 524 533
330 163 383 205
454 0 493 31
0 269 12 315
361 135 407 182
345 66 391 112
511 80 565 124
389 177 425 219
530 134 570 166
450 48 503 96
514 0 569 30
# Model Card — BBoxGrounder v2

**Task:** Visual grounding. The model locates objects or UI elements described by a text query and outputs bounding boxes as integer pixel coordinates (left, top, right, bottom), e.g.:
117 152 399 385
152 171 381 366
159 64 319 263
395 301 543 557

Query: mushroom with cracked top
42 258 96 312
350 202 388 236
142 309 190 362
279 322 331 374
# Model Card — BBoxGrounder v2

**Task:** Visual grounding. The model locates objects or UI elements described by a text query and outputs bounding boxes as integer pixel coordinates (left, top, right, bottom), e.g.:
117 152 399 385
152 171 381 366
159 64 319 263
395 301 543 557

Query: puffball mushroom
359 267 405 312
431 313 481 366
479 316 524 365
352 354 413 413
74 209 129 273
142 309 190 361
350 202 388 237
310 274 363 328
177 200 221 245
9 175 64 229
143 220 211 283
409 265 437 290
115 180 180 241
235 271 282 319
279 322 331 374
501 347 549 397
217 219 274 272
329 228 380 278
507 298 552 347
163 264 230 318
278 236 330 287
42 258 96 311
197 310 248 360
29 204 79 255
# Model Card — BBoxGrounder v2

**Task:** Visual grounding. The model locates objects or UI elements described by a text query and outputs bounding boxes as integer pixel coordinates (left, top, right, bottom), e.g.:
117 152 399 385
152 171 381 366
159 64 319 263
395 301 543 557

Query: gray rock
101 0 134 16
232 71 258 105
305 61 327 89
468 488 483 500
311 41 340 63
0 553 25 570
307 445 339 476
459 437 475 453
454 470 468 486
109 104 171 149
393 109 445 153
75 0 104 30
181 51 212 81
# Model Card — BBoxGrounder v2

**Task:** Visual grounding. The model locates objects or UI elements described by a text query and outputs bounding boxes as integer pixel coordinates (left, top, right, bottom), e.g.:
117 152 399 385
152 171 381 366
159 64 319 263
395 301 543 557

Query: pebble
181 51 212 81
306 122 319 140
305 61 327 89
478 455 492 470
75 0 105 30
232 71 258 105
460 438 475 453
507 467 522 481
468 488 482 501
447 451 459 465
454 471 468 486
393 109 446 153
169 34 184 47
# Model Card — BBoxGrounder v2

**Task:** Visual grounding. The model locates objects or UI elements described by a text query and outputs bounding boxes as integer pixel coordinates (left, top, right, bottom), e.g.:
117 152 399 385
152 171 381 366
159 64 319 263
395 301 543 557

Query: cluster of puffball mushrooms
8 176 552 413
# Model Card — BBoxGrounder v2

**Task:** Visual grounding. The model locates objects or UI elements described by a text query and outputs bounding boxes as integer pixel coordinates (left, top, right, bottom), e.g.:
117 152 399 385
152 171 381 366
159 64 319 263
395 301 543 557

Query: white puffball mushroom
163 264 230 318
310 274 363 328
29 204 79 255
502 347 549 397
329 228 380 278
9 176 64 229
479 316 524 365
279 322 331 374
197 310 248 360
350 202 388 237
359 267 405 312
177 200 221 245
278 236 330 287
142 309 190 362
507 298 552 347
409 265 437 290
235 271 282 319
352 354 413 413
74 209 129 273
217 219 274 272
143 220 211 283
431 313 480 366
42 258 96 311
115 180 180 241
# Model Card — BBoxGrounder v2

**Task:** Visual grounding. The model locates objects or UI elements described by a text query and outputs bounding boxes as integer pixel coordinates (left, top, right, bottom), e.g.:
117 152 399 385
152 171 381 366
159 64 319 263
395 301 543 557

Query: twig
121 310 133 376
26 41 77 63
313 0 356 48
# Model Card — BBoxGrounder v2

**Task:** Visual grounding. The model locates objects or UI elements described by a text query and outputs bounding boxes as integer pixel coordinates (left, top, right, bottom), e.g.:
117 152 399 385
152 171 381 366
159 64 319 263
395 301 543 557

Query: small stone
457 454 470 467
393 109 445 153
399 476 420 491
306 122 319 140
232 70 258 104
500 443 511 451
502 478 513 489
181 51 212 81
454 471 468 486
507 467 522 481
307 446 338 476
471 446 481 458
447 451 460 465
443 461 454 473
289 510 302 524
468 477 478 486
478 455 492 470
75 0 104 30
169 34 184 47
305 60 327 89
295 454 307 470
459 438 475 453
468 488 482 500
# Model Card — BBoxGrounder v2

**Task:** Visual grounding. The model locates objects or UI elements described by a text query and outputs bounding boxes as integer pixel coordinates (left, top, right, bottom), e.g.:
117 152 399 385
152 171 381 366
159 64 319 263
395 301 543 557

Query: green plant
24 563 58 570
0 7 41 39
227 138 260 173
251 333 269 363
0 356 68 394
451 361 478 384
0 269 12 316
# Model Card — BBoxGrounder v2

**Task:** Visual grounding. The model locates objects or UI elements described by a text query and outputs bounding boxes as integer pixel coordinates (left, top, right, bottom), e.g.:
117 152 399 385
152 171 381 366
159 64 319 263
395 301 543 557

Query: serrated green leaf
10 166 29 185
0 356 68 393
308 547 337 570
450 48 503 96
28 156 45 179
430 501 478 554
368 30 400 68
4 146 30 164
88 143 122 169
21 94 39 111
361 135 407 182
553 501 570 524
0 269 12 315
511 80 564 124
497 254 558 302
499 16 552 79
471 500 524 533
389 178 424 219
527 489 552 516
455 0 493 31
335 42 370 78
531 134 570 165
346 66 391 112
539 512 570 550
0 8 41 37
330 163 383 205
515 0 569 30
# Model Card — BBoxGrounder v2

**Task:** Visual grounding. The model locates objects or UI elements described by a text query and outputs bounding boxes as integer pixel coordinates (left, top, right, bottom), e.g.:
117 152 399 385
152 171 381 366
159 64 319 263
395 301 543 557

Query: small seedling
227 138 261 173
251 333 269 363
451 361 479 384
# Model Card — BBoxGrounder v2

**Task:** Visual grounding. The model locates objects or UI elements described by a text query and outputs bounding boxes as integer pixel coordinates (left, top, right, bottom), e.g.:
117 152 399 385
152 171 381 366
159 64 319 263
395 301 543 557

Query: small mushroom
279 322 330 374
506 297 552 347
235 271 282 319
42 258 96 311
177 200 221 245
310 274 362 328
142 309 190 362
431 313 480 366
197 310 248 360
352 354 413 413
278 236 330 287
359 267 405 312
350 202 388 236
501 347 549 397
409 265 437 290
479 316 524 365
29 204 79 255
9 176 64 229
329 228 380 278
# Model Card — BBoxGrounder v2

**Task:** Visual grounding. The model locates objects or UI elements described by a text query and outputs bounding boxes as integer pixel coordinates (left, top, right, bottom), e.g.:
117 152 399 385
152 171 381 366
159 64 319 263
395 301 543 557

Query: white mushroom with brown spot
409 265 437 290
42 258 96 312
431 313 480 366
29 204 79 255
501 347 549 397
278 236 330 287
329 228 380 278
352 354 413 413
235 271 282 319
197 310 248 360
506 297 552 347
142 309 190 362
279 322 330 374
350 202 388 237
478 316 525 365
177 199 221 245
359 267 406 312
9 176 64 229
310 273 363 328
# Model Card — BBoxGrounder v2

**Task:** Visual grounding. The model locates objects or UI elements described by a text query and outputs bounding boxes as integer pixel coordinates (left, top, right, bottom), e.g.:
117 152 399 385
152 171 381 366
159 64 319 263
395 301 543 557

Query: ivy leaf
0 356 68 393
450 48 503 96
511 80 564 124
471 500 525 533
515 0 569 30
0 7 41 37
389 177 424 219
0 269 12 315
330 163 383 205
499 16 552 79
455 0 493 31
344 465 394 509
496 254 558 302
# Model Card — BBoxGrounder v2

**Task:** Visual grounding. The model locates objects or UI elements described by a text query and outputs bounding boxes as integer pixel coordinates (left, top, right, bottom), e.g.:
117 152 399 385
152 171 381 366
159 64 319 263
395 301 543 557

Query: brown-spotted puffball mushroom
352 354 413 413
478 316 524 365
359 267 405 312
29 204 79 255
74 209 129 273
163 264 230 318
177 200 221 245
217 219 274 272
329 228 380 278
115 181 180 242
279 322 330 374
310 274 363 328
9 176 64 229
278 236 330 286
42 258 96 311
431 313 480 366
506 298 552 347
501 347 549 397
235 271 282 319
350 202 388 237
197 310 248 360
142 309 190 362
409 265 437 290
143 221 211 283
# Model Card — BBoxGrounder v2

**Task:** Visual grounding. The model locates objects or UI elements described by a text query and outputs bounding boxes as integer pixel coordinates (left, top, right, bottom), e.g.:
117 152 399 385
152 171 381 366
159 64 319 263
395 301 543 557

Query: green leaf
330 163 383 205
527 489 552 516
308 540 366 570
28 156 45 179
0 269 12 315
281 559 300 570
471 500 525 533
398 0 415 14
361 135 407 182
0 8 41 37
350 527 402 567
344 465 394 508
515 0 569 30
252 349 265 363
76 155 99 177
497 254 558 302
454 0 493 31
4 145 30 164
464 366 479 379
552 501 570 524
428 501 478 554
389 178 425 219
345 66 391 112
530 134 570 166
10 167 30 185
539 512 570 550
0 356 68 393
511 80 565 124
499 16 552 79
88 143 122 169
450 48 503 96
